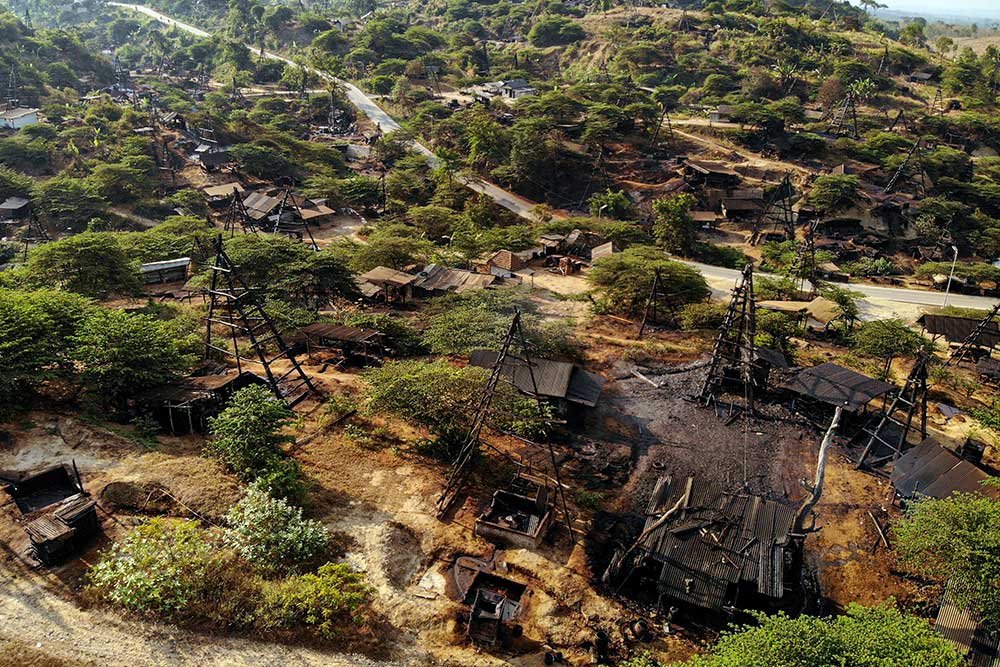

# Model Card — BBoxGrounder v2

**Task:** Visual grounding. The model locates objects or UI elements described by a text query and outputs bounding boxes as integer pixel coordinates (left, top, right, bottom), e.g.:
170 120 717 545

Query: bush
679 302 727 330
528 15 585 47
258 563 371 639
588 246 710 318
206 386 302 500
88 519 215 621
225 483 330 575
341 312 426 356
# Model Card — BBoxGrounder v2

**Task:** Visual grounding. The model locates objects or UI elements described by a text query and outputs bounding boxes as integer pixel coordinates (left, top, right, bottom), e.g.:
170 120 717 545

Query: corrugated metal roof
412 264 495 293
358 266 417 287
891 438 998 500
470 350 573 399
0 196 29 210
202 182 244 198
297 323 380 344
936 581 1000 667
243 192 281 219
140 257 191 273
784 363 895 411
636 476 794 610
919 314 1000 348
684 159 740 177
590 242 617 261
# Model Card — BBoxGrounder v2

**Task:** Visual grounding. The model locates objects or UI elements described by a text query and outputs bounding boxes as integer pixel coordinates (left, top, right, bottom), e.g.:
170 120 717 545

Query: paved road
110 3 1000 312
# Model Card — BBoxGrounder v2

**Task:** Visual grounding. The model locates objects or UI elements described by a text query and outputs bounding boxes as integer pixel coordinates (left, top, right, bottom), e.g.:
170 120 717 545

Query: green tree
206 385 301 498
588 189 634 220
33 175 108 231
588 246 710 318
24 232 140 298
527 15 585 47
652 193 699 254
673 604 963 667
808 175 861 214
74 309 187 407
852 319 927 378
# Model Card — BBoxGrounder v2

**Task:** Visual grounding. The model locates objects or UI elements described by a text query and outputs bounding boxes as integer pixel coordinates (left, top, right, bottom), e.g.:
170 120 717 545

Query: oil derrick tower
222 189 257 236
16 203 50 261
884 138 924 195
269 189 317 248
857 352 929 468
636 269 681 338
946 302 1000 366
930 88 946 116
436 311 574 541
750 174 796 245
788 220 819 294
826 93 859 138
698 264 757 412
886 108 911 133
5 64 19 110
202 236 318 406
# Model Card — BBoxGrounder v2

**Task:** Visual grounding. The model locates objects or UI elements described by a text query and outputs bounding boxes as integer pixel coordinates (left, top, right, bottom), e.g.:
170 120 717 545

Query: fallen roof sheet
784 362 895 411
140 257 191 273
637 476 795 610
683 159 740 177
412 264 495 293
891 438 998 500
918 314 1000 348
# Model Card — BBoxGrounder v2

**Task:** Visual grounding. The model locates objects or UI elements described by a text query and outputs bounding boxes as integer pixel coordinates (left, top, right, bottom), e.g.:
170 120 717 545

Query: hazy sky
878 0 999 20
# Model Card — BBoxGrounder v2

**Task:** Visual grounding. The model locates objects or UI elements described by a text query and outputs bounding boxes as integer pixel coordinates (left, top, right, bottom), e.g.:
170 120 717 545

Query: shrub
88 519 215 621
341 312 426 355
589 246 710 318
679 302 727 330
258 563 371 639
225 483 330 575
206 386 302 499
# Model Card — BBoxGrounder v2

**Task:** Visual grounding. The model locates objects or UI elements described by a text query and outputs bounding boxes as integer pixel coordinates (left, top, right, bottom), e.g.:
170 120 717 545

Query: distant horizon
856 0 999 22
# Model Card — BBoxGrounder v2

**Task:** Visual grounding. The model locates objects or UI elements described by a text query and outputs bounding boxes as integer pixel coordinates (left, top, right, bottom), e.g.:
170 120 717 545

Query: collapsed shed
469 349 604 413
606 476 796 611
474 472 553 549
0 463 99 566
411 264 496 297
357 266 417 302
141 371 269 434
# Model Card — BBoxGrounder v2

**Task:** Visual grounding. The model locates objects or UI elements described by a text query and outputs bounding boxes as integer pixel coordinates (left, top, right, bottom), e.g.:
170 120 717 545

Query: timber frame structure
750 174 796 245
856 351 929 468
201 236 318 406
637 269 681 338
266 189 318 248
436 310 575 542
222 190 258 237
698 264 757 412
826 93 860 138
946 303 1000 366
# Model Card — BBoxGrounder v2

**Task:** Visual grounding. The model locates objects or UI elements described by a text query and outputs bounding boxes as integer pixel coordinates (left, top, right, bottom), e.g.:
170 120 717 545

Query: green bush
206 385 302 500
679 302 727 330
258 563 371 639
225 483 330 575
88 519 215 621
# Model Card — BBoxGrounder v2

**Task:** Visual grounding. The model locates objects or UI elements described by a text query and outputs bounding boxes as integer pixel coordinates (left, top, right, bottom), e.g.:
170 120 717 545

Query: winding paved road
110 3 999 312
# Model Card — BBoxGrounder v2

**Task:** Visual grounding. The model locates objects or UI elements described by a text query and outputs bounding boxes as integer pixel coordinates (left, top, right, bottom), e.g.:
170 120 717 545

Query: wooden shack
0 463 99 566
142 371 269 434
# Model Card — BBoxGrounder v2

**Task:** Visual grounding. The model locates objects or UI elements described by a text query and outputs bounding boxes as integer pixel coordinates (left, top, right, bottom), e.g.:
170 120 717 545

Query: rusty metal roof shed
295 323 380 344
784 362 895 411
891 438 998 500
469 350 604 407
918 313 1000 348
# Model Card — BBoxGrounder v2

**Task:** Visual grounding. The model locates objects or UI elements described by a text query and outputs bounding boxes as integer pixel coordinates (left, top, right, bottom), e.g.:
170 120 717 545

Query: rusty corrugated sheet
784 363 895 411
920 314 1000 348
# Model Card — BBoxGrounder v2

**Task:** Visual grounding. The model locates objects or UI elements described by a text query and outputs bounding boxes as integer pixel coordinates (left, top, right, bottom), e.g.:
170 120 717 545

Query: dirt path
0 566 408 667
670 126 813 177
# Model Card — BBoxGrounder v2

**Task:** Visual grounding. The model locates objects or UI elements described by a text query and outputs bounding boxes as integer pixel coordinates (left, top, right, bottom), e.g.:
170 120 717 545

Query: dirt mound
99 481 176 515
95 453 243 520
380 522 423 590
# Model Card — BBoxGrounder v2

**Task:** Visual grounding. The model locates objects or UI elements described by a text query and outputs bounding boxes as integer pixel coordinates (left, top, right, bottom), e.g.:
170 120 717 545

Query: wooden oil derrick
5 63 19 109
883 138 924 194
857 352 929 468
222 189 257 236
827 94 859 139
750 174 796 245
436 310 575 542
269 189 317 248
788 220 818 294
886 108 910 133
930 87 945 116
946 302 1000 366
637 269 681 338
18 203 50 261
698 264 757 412
202 236 318 406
